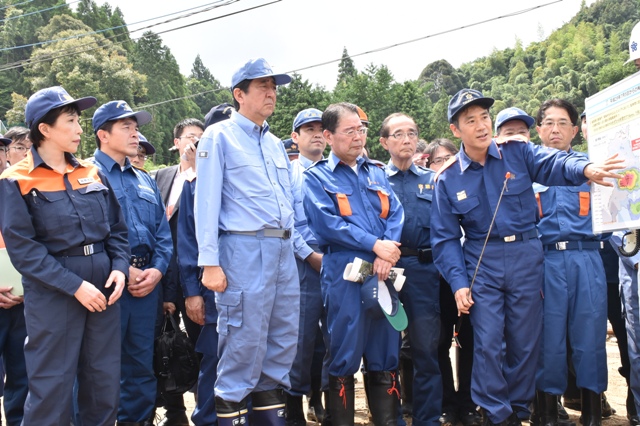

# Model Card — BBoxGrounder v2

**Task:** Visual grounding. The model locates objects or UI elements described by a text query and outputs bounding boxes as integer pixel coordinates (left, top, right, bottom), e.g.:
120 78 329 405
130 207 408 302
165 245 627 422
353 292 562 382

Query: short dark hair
322 103 358 133
379 113 418 138
174 118 204 139
232 79 253 111
425 138 458 168
4 126 29 144
536 99 578 126
29 104 81 148
94 120 116 149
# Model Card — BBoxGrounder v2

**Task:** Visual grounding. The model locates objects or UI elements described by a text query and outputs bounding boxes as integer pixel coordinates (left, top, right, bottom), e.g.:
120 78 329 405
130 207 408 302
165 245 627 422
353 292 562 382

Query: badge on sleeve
198 151 209 159
456 190 467 201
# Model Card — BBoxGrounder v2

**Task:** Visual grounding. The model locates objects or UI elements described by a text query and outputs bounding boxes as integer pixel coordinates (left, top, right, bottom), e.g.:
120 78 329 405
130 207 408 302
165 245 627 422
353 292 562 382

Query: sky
96 0 597 90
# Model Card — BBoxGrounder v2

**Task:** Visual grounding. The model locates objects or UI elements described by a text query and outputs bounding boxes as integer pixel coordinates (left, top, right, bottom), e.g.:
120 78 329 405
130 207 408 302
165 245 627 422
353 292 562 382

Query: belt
56 242 104 257
484 229 538 243
130 253 151 268
544 240 604 251
222 229 292 239
400 247 433 263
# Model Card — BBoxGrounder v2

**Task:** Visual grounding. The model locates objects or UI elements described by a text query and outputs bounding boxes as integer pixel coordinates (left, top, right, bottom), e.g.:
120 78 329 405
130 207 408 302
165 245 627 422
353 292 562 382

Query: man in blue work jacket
379 112 441 426
284 107 327 426
92 101 173 426
303 102 405 426
530 99 609 426
195 58 302 426
430 89 622 426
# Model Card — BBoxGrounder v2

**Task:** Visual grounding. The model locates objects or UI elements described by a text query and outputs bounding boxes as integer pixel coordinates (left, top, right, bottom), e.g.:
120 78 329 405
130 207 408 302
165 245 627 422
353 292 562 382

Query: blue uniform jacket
385 162 435 249
0 149 130 295
431 139 590 293
291 154 318 257
177 178 217 324
92 150 172 274
303 152 404 253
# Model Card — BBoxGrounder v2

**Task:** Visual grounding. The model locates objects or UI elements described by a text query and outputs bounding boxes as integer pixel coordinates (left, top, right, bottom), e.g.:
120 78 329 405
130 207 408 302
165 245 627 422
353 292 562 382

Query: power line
0 0 232 52
0 0 79 23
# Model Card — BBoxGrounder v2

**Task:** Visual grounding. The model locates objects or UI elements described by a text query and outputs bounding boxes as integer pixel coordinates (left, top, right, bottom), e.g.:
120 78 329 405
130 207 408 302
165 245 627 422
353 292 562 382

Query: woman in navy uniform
0 86 130 426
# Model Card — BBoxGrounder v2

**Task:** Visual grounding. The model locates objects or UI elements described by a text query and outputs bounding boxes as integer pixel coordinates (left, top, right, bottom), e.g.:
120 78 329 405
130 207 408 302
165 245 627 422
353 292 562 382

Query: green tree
186 55 232 118
336 47 357 85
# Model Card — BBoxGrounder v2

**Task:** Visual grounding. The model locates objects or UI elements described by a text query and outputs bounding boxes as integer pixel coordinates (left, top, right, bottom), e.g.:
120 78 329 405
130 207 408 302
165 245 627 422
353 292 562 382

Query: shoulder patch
434 156 458 181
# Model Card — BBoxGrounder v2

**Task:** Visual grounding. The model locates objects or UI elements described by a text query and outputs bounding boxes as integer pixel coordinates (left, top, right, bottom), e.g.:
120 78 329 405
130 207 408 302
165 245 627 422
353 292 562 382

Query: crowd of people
0 20 639 426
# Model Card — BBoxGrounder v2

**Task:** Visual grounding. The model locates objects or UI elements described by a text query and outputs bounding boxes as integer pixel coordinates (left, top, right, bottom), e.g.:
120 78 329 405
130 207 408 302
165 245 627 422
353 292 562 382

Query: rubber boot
308 371 326 424
601 393 615 418
285 393 306 426
367 371 400 426
530 390 544 426
540 393 559 426
580 389 602 426
328 375 355 426
252 389 286 425
481 408 507 426
216 396 249 426
399 358 413 417
321 391 333 426
627 386 638 419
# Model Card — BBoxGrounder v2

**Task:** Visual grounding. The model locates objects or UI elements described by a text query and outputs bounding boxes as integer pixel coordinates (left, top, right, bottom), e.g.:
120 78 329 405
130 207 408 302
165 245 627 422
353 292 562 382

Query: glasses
388 131 418 140
431 155 452 166
335 127 368 138
136 154 147 161
179 134 201 142
540 120 573 129
10 146 28 153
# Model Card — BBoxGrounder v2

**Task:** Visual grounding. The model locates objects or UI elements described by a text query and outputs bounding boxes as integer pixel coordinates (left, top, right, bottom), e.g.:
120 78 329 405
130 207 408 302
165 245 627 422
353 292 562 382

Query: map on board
587 70 640 233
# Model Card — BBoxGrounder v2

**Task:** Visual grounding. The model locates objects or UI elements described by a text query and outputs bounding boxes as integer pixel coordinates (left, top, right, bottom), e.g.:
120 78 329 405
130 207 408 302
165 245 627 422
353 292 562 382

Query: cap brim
0 137 11 145
378 280 408 331
109 110 152 127
72 96 98 112
498 114 535 130
450 97 495 123
139 141 155 155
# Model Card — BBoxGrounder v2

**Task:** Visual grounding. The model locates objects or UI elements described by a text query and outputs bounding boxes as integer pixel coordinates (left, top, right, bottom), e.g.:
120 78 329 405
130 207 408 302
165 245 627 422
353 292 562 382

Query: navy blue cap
25 86 97 128
231 58 291 89
92 100 152 133
292 108 322 131
0 133 11 146
580 111 586 119
282 138 299 156
360 274 408 331
495 107 535 133
204 103 234 128
137 132 155 155
448 89 495 123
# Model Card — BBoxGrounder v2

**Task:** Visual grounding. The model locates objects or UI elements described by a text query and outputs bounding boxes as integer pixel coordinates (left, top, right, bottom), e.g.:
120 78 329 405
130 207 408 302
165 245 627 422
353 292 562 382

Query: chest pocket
273 156 291 193
26 189 67 236
566 185 591 216
226 152 271 198
451 195 482 229
366 185 390 219
324 184 354 217
135 187 158 226
415 192 433 228
77 182 109 224
502 176 535 224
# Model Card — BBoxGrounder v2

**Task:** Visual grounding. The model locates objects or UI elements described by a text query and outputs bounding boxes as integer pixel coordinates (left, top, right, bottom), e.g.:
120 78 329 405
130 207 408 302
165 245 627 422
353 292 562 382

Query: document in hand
0 249 23 296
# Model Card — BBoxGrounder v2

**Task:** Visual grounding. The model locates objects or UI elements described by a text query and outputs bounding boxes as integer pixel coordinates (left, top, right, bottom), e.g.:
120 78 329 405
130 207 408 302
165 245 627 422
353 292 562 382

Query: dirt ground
162 329 633 426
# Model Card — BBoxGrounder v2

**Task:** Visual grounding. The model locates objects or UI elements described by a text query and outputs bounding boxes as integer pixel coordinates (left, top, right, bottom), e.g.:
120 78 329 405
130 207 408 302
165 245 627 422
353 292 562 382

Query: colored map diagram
587 70 640 233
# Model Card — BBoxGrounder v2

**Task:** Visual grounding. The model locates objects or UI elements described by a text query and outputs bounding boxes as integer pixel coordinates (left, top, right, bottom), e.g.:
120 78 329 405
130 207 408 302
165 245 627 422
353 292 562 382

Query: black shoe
440 412 460 426
157 413 190 426
629 415 640 426
461 410 482 426
507 412 522 426
563 398 581 411
558 402 569 421
307 391 325 423
602 393 615 418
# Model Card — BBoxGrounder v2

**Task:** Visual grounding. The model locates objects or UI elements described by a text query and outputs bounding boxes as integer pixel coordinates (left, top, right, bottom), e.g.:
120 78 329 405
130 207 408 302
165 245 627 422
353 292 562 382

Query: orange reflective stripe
378 191 389 219
337 193 352 216
579 191 590 216
0 231 4 249
535 193 543 218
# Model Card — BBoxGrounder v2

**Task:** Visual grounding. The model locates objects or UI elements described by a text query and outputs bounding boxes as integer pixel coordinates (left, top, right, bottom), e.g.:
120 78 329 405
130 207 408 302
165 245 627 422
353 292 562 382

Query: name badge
78 177 95 185
198 151 209 158
456 190 467 201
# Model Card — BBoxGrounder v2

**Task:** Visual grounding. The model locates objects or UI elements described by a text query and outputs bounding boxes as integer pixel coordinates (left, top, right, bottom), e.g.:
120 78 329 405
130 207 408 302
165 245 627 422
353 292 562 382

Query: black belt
544 241 604 252
130 253 151 268
222 229 292 239
56 242 104 257
482 229 538 243
400 247 433 263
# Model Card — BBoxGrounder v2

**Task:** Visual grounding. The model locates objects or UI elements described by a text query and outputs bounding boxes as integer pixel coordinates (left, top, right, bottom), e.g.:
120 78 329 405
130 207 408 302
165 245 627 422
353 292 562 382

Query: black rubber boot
308 372 326 424
328 375 355 426
580 389 602 426
481 408 507 426
321 391 333 426
540 392 559 426
601 393 615 418
530 390 544 426
285 393 306 426
400 358 414 417
628 386 638 419
367 371 400 426
252 389 286 425
215 396 249 426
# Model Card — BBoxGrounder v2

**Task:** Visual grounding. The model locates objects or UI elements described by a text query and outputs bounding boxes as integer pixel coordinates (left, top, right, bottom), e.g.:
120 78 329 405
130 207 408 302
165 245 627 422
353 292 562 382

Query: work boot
540 392 559 426
253 389 286 425
507 411 522 426
308 389 325 424
399 358 414 417
367 371 400 426
580 389 602 426
322 391 333 426
328 375 355 426
216 396 249 426
481 408 507 426
285 393 306 426
601 393 615 418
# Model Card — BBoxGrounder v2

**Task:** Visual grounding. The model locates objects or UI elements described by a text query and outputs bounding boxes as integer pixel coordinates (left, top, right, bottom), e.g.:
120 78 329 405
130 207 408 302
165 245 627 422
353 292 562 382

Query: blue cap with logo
494 107 535 133
360 274 408 332
231 58 291 89
282 138 299 156
448 88 495 123
292 108 323 131
204 103 234 128
137 132 155 155
25 86 97 129
92 100 152 133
